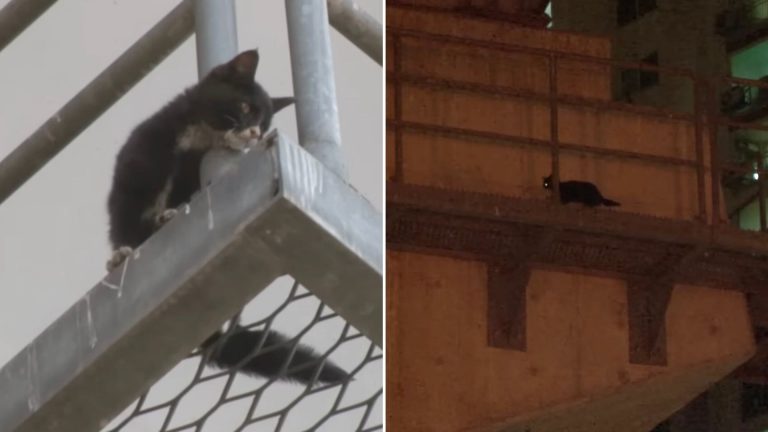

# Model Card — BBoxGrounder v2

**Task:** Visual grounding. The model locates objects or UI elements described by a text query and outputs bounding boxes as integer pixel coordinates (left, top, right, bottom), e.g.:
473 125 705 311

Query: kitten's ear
229 50 259 78
272 97 295 113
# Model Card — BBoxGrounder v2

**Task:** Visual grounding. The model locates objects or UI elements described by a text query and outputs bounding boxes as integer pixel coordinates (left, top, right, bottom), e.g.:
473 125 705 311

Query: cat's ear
229 49 259 78
272 97 295 113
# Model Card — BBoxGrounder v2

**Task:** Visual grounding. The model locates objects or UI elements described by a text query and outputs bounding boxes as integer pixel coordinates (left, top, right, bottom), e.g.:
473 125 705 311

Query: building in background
387 0 768 431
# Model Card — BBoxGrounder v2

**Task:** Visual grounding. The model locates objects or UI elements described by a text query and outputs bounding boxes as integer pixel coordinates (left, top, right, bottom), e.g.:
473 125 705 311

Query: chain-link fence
102 276 382 432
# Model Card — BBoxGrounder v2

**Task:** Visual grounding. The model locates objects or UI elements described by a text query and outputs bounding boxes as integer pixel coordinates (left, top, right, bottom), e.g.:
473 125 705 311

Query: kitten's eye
240 102 250 114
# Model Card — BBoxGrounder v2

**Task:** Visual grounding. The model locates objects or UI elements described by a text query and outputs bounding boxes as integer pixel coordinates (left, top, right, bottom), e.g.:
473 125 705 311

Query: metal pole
192 0 240 186
549 54 560 203
759 151 766 231
709 82 722 225
694 80 707 222
286 0 347 179
0 0 58 53
327 0 382 65
0 0 194 206
393 35 404 183
192 0 238 77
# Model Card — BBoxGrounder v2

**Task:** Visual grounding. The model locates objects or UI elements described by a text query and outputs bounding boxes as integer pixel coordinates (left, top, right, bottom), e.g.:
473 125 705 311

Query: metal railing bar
694 81 708 221
714 115 768 133
286 0 347 178
388 74 698 123
193 0 237 78
0 0 194 206
327 0 382 65
549 53 560 203
0 0 57 53
721 161 757 174
393 36 404 182
388 120 701 169
193 0 240 188
388 27 696 79
758 150 766 230
709 83 723 225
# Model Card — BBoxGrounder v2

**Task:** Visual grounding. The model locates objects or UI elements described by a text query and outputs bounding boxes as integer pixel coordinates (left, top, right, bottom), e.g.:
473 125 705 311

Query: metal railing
0 1 382 431
103 278 382 432
387 25 768 232
0 0 381 205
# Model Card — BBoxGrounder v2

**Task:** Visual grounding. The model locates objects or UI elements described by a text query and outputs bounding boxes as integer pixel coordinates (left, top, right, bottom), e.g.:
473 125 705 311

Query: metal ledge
388 182 768 292
0 132 382 432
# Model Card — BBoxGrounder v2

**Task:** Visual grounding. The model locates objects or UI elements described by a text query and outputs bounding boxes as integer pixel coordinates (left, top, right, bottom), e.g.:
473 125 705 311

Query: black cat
107 50 348 385
543 175 620 207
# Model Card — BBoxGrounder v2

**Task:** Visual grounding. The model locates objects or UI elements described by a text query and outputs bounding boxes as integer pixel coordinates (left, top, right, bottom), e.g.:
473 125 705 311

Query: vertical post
759 151 766 231
286 0 347 179
0 0 58 53
326 0 383 65
709 81 722 226
192 0 238 77
393 35 403 183
193 0 239 186
549 53 560 202
694 79 707 222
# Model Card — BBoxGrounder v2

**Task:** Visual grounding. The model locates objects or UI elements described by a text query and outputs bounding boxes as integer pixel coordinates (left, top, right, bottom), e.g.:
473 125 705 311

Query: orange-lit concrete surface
387 6 724 223
388 252 754 431
386 5 754 432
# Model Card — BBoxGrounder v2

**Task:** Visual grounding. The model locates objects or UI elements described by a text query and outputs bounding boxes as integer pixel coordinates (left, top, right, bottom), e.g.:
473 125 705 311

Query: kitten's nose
248 126 261 139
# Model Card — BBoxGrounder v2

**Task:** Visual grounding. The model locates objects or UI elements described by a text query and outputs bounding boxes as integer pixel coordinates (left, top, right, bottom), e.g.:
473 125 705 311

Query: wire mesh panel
102 276 382 432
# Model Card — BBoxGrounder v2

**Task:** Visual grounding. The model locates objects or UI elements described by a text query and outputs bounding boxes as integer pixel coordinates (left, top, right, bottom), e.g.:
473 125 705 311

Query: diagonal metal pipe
0 0 194 205
286 0 347 179
0 0 381 206
327 0 382 65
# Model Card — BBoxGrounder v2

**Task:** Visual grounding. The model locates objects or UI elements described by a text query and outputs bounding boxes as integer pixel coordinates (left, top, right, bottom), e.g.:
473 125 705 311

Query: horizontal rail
0 0 194 206
389 25 768 230
388 27 697 79
0 0 383 207
328 0 382 65
391 25 768 102
388 74 698 123
0 0 57 53
0 133 382 431
389 119 701 168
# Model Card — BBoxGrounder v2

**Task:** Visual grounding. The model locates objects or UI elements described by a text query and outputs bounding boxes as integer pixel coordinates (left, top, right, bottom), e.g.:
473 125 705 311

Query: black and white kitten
543 175 620 207
107 50 348 385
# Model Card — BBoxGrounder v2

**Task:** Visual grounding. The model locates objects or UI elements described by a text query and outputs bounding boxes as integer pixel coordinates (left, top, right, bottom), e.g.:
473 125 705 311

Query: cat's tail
201 326 349 385
602 198 621 207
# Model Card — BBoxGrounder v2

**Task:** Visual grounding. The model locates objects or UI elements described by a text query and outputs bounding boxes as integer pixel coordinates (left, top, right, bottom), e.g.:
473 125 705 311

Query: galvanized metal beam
0 133 382 432
286 0 347 179
192 0 238 78
0 0 384 206
327 0 383 65
0 0 194 206
192 0 245 188
0 0 58 53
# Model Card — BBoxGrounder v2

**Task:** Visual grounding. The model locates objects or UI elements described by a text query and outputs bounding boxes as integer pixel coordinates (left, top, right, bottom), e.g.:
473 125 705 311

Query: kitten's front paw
106 246 133 272
155 208 179 226
223 126 262 152
224 139 249 152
